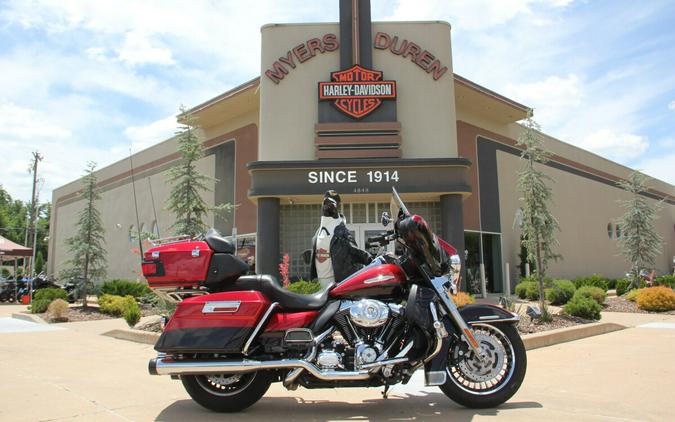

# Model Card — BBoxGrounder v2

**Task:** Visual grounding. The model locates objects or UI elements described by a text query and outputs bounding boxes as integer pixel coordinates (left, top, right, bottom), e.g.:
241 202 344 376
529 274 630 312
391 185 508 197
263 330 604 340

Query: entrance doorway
464 231 503 295
347 223 395 256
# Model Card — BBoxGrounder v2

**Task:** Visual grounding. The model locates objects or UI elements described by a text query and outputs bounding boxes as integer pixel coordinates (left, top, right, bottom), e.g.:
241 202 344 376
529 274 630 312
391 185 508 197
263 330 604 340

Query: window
615 224 621 239
607 223 614 239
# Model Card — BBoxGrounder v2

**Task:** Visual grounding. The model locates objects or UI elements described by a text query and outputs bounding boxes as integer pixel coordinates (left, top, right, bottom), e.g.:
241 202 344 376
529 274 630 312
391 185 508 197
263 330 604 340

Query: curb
11 312 47 324
102 328 160 345
522 322 626 350
103 321 627 350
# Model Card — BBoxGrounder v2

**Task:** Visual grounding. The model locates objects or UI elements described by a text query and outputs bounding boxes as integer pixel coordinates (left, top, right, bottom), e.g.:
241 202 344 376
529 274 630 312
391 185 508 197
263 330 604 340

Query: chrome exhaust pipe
149 356 372 381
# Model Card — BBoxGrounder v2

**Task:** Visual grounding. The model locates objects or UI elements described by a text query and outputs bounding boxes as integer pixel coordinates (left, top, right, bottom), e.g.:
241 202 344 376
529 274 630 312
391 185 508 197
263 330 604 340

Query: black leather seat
205 228 235 254
223 275 333 310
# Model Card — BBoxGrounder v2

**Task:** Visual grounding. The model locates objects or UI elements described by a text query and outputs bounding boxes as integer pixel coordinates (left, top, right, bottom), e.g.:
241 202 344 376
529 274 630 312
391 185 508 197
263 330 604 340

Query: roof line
187 77 261 115
453 73 530 112
185 74 530 117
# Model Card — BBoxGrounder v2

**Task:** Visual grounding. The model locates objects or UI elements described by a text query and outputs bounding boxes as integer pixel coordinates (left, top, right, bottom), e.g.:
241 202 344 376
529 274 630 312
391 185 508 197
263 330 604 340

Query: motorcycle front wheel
181 370 272 413
439 322 526 408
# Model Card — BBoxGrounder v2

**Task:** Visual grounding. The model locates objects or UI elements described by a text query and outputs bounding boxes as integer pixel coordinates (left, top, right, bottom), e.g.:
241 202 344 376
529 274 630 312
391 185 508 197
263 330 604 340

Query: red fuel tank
330 263 406 299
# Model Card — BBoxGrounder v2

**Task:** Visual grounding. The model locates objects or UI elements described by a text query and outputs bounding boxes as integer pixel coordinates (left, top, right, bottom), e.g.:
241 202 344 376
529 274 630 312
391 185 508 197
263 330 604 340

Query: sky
0 0 674 202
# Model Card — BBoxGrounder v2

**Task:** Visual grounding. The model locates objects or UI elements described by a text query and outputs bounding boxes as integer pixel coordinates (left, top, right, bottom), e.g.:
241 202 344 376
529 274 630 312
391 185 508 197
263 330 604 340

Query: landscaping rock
134 315 163 332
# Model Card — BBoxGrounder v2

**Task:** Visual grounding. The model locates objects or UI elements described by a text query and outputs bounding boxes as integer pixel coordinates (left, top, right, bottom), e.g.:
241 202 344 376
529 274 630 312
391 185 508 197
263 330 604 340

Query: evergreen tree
617 171 663 289
34 251 44 274
166 106 233 237
59 162 107 308
516 110 561 320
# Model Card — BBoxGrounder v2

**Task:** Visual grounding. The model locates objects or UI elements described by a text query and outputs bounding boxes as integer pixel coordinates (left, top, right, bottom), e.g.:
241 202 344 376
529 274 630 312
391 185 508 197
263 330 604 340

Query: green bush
515 280 539 300
654 275 675 289
34 287 68 302
99 280 152 299
30 288 69 314
545 279 576 305
615 279 630 296
564 295 602 320
99 294 138 317
123 302 142 327
606 279 617 290
625 288 643 302
287 280 321 295
574 286 606 306
573 274 609 292
1 267 10 278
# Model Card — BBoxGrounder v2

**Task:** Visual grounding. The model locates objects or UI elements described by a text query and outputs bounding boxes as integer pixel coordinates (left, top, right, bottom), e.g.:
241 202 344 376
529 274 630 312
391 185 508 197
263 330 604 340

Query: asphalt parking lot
1 305 674 422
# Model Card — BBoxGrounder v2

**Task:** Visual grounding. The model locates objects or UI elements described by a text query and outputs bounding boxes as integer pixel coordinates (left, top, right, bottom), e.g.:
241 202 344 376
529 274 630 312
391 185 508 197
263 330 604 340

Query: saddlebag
155 291 271 354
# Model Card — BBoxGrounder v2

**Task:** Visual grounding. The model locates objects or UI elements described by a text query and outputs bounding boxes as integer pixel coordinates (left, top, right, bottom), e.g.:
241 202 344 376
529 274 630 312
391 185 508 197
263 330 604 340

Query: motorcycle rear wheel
181 370 272 413
439 322 526 408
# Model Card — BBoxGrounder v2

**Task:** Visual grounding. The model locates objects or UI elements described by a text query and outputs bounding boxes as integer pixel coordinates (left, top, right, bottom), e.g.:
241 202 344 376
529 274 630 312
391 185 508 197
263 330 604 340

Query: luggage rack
149 235 193 247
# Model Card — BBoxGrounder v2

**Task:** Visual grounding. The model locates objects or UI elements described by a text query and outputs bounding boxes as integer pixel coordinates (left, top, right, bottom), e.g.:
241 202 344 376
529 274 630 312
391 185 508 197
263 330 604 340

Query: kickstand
382 384 390 399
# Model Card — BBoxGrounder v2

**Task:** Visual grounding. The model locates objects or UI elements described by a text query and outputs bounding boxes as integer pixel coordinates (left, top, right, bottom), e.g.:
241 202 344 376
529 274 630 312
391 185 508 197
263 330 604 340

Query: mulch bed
517 314 592 335
37 306 115 323
604 296 675 315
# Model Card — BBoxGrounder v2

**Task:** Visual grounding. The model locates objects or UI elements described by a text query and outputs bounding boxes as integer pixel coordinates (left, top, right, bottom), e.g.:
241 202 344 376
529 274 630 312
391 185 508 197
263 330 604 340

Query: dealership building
48 1 675 294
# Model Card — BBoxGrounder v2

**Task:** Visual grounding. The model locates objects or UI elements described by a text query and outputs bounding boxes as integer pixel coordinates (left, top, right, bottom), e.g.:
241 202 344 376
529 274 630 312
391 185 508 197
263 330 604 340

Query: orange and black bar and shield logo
319 64 397 119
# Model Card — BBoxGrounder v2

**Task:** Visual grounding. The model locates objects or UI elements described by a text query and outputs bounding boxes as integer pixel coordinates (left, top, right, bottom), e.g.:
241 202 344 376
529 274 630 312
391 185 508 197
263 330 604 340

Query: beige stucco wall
259 21 457 160
49 110 259 280
497 151 675 282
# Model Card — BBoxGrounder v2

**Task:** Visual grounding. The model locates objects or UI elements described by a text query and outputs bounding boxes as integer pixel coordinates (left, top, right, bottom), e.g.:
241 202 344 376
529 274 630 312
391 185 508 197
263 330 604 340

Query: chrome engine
314 299 407 372
349 299 390 328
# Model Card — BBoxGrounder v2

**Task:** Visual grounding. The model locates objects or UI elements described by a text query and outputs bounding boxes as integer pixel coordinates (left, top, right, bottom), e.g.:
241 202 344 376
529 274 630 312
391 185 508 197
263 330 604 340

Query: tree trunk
535 235 546 318
82 252 89 309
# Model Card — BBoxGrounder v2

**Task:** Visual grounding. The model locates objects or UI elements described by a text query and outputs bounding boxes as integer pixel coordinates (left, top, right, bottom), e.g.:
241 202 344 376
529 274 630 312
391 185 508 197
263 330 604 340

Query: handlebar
366 231 396 247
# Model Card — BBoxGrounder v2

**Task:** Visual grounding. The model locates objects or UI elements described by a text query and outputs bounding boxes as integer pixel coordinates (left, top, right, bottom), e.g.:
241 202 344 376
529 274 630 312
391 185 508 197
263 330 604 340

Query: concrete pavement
0 306 673 421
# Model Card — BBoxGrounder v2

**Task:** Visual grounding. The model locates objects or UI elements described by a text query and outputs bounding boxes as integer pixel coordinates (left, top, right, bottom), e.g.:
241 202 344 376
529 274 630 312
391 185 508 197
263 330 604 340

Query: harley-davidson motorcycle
143 188 526 412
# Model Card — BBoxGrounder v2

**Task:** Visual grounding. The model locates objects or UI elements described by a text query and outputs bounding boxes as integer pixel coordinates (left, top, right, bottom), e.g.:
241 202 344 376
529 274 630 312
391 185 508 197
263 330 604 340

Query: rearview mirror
381 211 392 227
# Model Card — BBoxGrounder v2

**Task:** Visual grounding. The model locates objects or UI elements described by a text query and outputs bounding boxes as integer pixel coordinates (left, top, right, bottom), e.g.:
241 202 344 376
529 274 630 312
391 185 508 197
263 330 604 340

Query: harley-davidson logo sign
319 64 396 119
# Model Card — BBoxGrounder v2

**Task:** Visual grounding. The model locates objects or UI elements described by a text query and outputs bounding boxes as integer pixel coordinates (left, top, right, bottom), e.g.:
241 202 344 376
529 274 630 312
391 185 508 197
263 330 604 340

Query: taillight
141 260 164 277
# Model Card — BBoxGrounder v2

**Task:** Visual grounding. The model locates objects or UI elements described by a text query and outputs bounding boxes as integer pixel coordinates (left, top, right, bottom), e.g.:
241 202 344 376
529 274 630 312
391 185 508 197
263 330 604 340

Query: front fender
424 304 519 386
459 304 520 324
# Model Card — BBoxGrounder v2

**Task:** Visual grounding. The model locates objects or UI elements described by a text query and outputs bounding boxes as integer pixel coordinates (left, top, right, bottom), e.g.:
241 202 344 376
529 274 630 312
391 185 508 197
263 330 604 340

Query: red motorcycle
143 188 526 412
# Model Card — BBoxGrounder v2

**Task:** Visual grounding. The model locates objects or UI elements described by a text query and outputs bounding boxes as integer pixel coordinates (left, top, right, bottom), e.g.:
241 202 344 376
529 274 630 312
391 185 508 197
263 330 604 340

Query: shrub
545 279 576 305
615 279 630 296
47 299 70 322
564 295 602 320
34 287 68 302
573 274 609 292
625 288 643 302
654 275 675 289
636 286 675 312
99 294 137 316
515 281 541 300
287 280 322 295
31 288 69 313
123 302 142 327
1 267 10 278
99 280 152 299
606 279 617 290
451 292 475 308
574 286 607 305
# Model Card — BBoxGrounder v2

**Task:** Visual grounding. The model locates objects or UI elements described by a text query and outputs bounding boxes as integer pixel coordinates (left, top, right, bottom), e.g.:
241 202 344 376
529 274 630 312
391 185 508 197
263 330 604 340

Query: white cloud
117 31 175 66
123 114 177 152
669 100 675 111
0 101 72 140
582 129 649 161
633 152 675 186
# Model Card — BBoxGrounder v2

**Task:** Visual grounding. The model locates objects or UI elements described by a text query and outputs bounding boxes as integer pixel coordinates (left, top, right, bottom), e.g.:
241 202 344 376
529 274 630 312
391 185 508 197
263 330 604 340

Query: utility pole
25 151 43 278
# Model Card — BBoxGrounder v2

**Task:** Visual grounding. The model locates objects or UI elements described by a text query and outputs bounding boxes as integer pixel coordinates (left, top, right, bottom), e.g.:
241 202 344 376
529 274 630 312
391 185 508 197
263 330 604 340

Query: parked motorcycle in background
142 188 527 412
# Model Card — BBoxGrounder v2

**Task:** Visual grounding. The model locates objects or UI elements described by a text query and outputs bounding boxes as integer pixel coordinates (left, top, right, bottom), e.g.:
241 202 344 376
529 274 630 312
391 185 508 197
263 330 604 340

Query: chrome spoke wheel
195 372 256 397
447 323 515 395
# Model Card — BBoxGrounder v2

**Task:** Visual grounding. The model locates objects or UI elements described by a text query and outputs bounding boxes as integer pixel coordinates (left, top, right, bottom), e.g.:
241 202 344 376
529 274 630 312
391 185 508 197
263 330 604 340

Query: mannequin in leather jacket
310 190 371 286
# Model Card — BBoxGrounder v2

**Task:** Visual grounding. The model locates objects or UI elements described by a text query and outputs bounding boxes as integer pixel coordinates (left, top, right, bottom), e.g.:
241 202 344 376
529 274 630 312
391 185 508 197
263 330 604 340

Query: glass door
347 223 395 256
464 231 503 295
